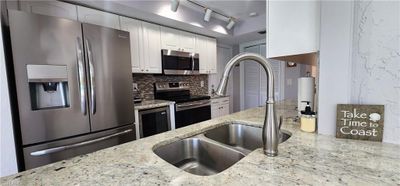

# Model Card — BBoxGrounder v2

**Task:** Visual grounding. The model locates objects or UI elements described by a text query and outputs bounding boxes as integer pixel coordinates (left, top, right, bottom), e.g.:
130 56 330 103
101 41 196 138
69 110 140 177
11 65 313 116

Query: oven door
162 49 199 75
175 100 211 128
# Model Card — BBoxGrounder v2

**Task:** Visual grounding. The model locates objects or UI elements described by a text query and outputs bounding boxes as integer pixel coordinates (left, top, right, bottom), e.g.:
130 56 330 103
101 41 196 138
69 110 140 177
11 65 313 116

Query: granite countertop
134 99 175 110
2 101 399 185
210 95 230 99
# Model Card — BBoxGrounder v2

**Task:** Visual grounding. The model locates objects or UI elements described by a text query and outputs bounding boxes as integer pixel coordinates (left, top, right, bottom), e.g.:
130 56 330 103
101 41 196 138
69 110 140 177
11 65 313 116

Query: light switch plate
200 81 204 87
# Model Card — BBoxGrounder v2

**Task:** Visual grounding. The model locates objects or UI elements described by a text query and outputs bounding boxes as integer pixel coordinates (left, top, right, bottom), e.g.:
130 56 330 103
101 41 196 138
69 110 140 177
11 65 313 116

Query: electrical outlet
200 81 204 87
133 83 138 90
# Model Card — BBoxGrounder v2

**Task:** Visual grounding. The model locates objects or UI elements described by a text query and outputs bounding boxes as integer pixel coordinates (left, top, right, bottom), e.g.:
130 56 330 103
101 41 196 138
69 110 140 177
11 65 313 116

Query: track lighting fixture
226 18 235 30
170 0 180 12
204 8 212 22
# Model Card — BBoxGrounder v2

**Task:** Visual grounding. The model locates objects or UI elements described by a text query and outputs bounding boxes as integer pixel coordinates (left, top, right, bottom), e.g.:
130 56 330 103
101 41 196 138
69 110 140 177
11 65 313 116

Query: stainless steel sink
203 124 291 154
153 123 291 176
153 138 245 176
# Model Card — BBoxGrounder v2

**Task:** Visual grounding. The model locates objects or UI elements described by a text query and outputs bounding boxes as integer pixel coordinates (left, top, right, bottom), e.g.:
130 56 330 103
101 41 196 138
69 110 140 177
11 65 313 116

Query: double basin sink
153 123 291 176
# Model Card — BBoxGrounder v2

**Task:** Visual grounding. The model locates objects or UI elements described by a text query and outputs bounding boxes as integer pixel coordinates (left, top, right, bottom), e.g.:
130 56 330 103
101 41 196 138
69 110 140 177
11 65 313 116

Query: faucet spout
216 52 279 156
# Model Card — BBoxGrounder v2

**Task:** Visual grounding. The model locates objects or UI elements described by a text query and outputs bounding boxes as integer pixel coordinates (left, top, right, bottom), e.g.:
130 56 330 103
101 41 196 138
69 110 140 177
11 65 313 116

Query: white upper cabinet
207 37 217 74
141 22 162 73
120 17 162 74
161 27 196 53
77 6 120 29
196 35 217 74
266 1 320 58
160 27 180 51
196 35 208 74
120 17 142 73
20 1 78 20
179 31 196 53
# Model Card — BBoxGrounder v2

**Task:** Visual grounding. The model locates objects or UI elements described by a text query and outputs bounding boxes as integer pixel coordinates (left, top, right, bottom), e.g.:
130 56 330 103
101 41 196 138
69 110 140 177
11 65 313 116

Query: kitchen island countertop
1 101 399 185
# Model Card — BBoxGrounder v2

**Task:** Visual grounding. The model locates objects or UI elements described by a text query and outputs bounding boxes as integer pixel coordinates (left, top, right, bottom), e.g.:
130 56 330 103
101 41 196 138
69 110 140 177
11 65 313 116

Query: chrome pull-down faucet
215 53 279 156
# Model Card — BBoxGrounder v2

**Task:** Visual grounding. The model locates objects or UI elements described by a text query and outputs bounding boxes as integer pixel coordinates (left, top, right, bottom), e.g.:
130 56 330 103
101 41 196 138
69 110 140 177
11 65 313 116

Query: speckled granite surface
134 100 175 110
1 101 399 185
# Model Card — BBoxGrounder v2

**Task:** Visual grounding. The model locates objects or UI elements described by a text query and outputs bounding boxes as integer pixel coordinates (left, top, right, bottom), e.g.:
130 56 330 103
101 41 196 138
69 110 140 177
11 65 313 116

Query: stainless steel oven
161 49 199 75
175 100 211 129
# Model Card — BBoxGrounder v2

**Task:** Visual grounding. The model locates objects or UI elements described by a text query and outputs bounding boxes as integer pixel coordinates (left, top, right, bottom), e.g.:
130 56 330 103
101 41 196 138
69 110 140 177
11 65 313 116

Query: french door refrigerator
7 10 135 170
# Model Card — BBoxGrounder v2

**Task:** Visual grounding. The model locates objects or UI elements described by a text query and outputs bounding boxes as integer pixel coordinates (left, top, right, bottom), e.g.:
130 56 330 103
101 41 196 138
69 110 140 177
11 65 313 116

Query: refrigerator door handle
85 39 96 115
30 129 133 156
76 37 87 115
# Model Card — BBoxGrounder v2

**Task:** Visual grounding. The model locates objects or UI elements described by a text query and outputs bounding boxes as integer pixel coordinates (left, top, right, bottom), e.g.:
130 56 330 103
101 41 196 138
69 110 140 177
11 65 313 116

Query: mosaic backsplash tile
132 74 208 100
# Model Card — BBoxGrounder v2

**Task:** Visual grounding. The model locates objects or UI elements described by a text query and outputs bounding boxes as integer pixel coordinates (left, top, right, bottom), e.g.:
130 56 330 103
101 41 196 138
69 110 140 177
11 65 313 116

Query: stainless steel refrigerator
7 10 135 170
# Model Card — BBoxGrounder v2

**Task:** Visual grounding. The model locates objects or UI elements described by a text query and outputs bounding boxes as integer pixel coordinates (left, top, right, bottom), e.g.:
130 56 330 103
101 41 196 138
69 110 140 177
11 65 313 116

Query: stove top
154 82 210 103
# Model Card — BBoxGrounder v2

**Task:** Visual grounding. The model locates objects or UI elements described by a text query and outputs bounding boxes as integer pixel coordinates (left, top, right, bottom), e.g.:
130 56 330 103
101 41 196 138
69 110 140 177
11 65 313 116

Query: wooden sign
336 104 384 142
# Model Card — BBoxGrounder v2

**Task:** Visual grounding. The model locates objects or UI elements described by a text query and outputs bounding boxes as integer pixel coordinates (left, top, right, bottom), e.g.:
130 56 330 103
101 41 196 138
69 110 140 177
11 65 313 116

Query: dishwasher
138 106 171 138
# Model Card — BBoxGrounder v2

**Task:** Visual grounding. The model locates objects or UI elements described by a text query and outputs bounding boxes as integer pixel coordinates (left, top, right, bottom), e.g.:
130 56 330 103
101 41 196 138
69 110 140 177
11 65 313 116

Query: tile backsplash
132 74 209 100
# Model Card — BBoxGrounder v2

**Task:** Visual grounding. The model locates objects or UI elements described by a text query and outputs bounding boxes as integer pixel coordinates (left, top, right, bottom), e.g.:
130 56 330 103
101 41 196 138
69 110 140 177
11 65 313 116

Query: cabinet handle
146 69 149 72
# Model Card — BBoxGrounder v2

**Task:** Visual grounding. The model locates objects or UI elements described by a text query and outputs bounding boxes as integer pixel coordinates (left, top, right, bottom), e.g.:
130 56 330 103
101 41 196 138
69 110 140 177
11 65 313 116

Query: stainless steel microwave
161 49 199 75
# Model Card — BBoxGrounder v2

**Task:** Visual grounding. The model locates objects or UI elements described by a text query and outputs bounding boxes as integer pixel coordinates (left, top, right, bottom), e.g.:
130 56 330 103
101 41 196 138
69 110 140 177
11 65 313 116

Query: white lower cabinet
211 97 230 119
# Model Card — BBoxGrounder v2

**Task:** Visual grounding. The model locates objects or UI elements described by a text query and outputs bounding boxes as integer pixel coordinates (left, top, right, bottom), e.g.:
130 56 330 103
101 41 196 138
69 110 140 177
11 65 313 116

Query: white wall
318 0 400 144
284 63 313 101
0 10 18 176
318 0 354 136
350 1 400 144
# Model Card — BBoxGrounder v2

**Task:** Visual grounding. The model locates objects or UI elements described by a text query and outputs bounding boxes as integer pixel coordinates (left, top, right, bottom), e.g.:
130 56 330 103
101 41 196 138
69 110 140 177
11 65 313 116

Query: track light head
171 0 180 12
226 18 235 30
204 8 212 22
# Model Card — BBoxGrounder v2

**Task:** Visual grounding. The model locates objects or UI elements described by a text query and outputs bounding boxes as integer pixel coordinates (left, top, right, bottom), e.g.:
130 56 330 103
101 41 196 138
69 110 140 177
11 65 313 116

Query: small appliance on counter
298 75 315 116
300 101 316 133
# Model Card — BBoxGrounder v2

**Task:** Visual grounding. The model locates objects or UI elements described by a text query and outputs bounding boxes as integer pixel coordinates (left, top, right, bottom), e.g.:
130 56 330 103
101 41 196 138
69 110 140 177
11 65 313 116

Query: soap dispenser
300 101 316 132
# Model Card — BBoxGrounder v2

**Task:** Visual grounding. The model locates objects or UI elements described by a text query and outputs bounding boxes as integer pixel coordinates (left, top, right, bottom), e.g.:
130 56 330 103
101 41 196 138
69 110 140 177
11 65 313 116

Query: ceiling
182 0 266 22
71 0 266 45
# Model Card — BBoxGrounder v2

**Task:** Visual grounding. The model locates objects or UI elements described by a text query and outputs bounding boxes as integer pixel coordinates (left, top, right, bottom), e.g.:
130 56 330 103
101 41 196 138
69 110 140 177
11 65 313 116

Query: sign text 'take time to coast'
336 104 384 142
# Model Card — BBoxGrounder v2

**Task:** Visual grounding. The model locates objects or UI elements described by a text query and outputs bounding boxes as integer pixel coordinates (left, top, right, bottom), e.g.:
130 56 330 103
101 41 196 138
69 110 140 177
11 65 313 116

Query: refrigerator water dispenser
27 65 70 110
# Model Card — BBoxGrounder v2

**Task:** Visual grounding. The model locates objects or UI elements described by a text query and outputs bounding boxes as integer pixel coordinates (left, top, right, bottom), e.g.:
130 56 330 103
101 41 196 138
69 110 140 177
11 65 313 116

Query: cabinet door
161 27 180 51
142 22 162 74
195 35 209 74
120 16 143 73
211 100 221 119
207 38 217 74
20 1 78 20
77 6 120 29
179 31 196 53
220 103 230 116
266 1 319 57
